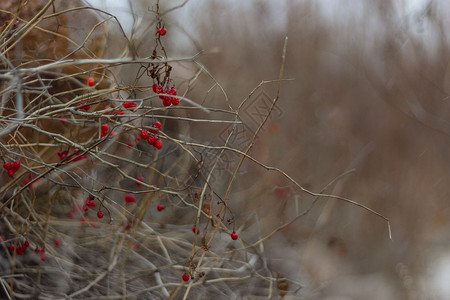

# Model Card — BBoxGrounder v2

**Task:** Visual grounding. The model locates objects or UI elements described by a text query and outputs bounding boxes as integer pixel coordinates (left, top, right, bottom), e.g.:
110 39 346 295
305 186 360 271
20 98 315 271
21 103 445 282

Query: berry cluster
34 247 46 261
153 84 179 107
9 240 29 256
83 195 97 211
3 160 21 178
139 121 163 150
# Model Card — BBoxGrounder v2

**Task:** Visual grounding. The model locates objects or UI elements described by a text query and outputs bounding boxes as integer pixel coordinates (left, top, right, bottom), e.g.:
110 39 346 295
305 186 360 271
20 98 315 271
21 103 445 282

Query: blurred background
168 0 450 298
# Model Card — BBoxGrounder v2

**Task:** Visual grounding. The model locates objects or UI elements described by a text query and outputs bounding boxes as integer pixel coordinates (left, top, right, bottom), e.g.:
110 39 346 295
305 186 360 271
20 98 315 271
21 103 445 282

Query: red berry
192 226 199 234
54 239 61 248
97 211 104 219
157 204 164 211
182 273 190 282
123 101 137 109
9 245 15 252
147 136 157 145
3 163 11 170
152 84 163 94
86 199 96 208
41 253 46 261
23 241 30 248
125 194 136 203
136 176 144 186
135 136 141 143
78 103 90 111
231 232 238 240
57 150 68 160
158 28 167 36
101 123 109 132
88 77 95 87
171 97 180 106
140 129 149 139
153 139 163 150
16 247 23 255
154 121 162 130
168 88 177 96
7 169 14 178
12 161 20 171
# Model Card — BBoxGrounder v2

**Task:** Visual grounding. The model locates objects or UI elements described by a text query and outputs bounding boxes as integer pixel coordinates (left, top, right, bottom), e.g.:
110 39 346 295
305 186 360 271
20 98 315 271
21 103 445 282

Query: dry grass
1 0 449 299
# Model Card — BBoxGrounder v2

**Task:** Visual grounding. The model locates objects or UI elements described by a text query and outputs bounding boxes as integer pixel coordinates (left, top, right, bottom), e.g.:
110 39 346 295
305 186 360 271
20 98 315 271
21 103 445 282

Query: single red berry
101 123 109 132
40 248 45 254
154 121 162 130
54 239 61 248
182 273 190 282
88 77 95 87
135 136 141 143
231 232 238 240
153 139 163 150
16 247 23 255
158 28 167 36
171 97 180 106
83 205 89 212
9 245 15 252
155 85 163 94
97 211 104 219
136 176 144 186
125 194 136 203
41 253 46 261
23 241 30 248
3 163 11 170
34 248 39 254
7 169 14 178
140 129 149 139
157 204 164 212
192 226 199 234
